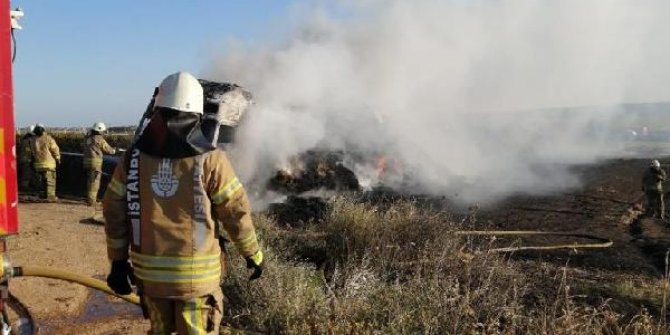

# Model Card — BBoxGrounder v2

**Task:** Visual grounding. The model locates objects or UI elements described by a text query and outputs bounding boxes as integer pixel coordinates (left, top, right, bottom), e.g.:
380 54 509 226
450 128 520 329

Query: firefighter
29 124 60 201
17 125 35 191
642 159 667 219
83 122 116 205
103 71 263 335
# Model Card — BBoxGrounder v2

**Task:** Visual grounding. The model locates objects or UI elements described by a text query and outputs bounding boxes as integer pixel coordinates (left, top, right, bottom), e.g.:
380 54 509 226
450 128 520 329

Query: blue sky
11 0 298 127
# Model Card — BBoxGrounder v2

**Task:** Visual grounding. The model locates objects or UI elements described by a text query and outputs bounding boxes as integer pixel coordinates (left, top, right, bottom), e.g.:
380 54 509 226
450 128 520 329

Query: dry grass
610 278 670 307
220 198 670 334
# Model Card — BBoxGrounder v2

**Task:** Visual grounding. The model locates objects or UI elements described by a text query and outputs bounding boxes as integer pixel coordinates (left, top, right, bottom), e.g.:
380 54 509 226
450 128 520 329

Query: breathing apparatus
132 74 252 151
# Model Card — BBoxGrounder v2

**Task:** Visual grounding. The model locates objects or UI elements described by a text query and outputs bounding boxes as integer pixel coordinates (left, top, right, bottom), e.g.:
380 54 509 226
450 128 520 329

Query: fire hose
285 229 614 252
7 265 267 334
0 265 140 334
10 266 140 305
453 230 613 252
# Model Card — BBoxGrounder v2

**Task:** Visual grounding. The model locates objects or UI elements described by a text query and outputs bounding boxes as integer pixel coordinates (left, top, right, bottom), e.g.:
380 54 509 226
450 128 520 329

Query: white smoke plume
205 0 670 203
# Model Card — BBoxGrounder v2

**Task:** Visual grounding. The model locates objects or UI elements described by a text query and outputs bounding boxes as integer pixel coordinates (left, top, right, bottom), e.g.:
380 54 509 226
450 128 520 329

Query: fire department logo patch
151 158 179 198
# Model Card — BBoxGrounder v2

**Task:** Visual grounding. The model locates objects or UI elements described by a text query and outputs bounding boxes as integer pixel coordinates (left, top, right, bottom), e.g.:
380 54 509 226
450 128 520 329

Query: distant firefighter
17 125 35 192
28 124 60 201
642 159 666 219
82 122 116 205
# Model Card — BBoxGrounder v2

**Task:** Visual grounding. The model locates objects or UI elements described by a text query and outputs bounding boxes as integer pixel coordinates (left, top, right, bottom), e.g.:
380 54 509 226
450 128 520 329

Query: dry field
7 157 670 334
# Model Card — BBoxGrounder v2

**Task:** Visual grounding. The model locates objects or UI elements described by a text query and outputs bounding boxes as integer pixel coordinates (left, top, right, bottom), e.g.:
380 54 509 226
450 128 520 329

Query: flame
277 155 306 178
376 155 388 179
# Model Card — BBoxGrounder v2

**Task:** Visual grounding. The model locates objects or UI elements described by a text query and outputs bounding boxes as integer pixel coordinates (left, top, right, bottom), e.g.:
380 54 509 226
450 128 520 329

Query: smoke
205 0 670 203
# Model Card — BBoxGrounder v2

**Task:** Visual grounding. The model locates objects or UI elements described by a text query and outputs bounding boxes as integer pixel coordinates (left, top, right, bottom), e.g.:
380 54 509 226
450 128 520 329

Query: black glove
107 260 134 295
245 250 264 281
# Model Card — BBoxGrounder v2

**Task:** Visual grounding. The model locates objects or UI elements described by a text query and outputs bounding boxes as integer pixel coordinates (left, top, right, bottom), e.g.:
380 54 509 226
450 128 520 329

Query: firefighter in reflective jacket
83 122 116 205
103 72 263 335
29 124 60 201
643 159 667 219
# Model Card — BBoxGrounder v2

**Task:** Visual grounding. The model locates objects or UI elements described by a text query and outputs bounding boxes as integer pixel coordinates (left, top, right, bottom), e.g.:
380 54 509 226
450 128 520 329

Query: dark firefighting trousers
36 169 56 199
86 170 102 204
646 190 665 219
18 161 33 191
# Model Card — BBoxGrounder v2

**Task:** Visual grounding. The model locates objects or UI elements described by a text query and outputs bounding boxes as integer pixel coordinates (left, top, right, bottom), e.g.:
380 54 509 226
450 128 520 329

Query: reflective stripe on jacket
83 134 115 171
130 251 221 284
29 134 60 171
102 149 258 299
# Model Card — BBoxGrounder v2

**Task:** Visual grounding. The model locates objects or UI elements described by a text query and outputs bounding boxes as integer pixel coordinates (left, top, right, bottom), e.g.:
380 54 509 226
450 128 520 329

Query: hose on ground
454 230 613 252
12 266 140 305
9 266 256 334
276 229 614 252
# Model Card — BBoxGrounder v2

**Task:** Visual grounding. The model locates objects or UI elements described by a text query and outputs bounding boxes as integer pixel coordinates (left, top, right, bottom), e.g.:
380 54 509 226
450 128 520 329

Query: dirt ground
9 202 147 334
6 157 670 334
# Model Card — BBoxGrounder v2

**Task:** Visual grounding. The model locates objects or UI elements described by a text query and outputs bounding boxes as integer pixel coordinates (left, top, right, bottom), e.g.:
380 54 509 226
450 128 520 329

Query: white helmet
92 122 107 132
651 160 661 169
33 123 45 135
28 125 35 134
154 71 203 114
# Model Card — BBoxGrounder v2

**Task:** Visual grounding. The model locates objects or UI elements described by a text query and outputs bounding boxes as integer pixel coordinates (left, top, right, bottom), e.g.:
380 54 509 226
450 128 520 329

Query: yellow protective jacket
29 134 60 171
643 167 667 192
103 148 259 299
83 133 115 171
